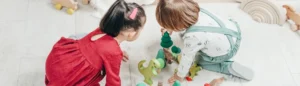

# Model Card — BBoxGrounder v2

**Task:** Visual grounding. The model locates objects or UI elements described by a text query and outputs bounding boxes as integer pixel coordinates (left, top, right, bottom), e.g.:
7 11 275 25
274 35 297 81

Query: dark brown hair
156 0 200 30
100 0 146 37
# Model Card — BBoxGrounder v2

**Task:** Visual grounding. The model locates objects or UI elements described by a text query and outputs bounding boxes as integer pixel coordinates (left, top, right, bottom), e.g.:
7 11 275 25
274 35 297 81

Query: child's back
46 29 122 85
45 0 146 85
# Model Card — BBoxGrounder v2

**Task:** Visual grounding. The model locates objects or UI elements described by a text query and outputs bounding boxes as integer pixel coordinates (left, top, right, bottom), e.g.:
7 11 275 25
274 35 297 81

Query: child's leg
200 61 254 81
68 33 88 40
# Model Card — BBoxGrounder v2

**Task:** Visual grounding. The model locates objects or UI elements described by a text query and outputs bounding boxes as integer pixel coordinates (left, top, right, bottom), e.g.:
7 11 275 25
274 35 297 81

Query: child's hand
163 48 173 64
161 28 173 35
168 73 183 85
122 51 129 62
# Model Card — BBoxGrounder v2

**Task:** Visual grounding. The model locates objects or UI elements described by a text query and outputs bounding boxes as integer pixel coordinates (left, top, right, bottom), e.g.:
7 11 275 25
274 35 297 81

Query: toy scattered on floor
158 81 163 86
172 80 181 86
283 5 300 31
138 32 202 85
138 59 161 85
138 32 182 85
82 0 90 5
185 64 202 81
160 32 182 64
204 83 210 86
136 81 179 86
206 77 224 86
160 32 173 48
136 83 147 86
52 0 78 15
138 48 179 85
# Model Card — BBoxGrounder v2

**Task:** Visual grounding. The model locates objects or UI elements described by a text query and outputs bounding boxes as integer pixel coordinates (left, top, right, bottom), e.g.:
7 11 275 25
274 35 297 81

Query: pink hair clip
129 8 138 19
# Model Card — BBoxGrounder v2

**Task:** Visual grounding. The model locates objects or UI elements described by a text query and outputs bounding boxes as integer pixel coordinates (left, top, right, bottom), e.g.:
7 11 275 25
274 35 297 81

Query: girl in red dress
45 0 146 86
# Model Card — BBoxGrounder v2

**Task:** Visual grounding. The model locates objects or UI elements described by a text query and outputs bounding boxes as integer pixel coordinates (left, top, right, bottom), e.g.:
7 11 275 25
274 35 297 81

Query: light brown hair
156 0 200 30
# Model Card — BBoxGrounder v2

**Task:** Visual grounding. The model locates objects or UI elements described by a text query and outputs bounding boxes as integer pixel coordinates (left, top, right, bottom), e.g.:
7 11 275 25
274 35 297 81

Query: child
45 0 146 85
155 0 254 84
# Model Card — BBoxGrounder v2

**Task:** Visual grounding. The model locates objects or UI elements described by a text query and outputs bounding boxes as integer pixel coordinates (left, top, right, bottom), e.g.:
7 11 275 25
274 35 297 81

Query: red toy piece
185 77 193 81
204 83 210 86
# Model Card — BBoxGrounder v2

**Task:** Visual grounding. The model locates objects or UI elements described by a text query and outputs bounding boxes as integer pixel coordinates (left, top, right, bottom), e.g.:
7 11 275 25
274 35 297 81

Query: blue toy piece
136 82 147 86
173 80 181 86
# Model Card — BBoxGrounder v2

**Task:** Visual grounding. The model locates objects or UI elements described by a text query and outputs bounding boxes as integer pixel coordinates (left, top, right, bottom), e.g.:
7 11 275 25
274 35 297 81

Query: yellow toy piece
67 8 75 15
52 0 78 15
138 59 161 85
55 4 63 10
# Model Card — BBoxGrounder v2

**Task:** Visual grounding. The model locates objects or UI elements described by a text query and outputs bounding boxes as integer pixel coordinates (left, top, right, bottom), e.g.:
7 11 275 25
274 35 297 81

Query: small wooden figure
52 0 78 15
82 0 90 5
283 5 300 31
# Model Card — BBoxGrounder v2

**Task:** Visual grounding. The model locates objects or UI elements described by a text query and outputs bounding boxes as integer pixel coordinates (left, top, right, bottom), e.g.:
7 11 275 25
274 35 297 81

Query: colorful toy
138 32 182 85
185 63 202 81
160 32 173 48
138 32 201 85
204 83 210 86
283 5 300 31
160 32 182 64
136 81 180 86
173 80 181 86
52 0 78 15
138 59 161 85
136 83 147 86
82 0 90 5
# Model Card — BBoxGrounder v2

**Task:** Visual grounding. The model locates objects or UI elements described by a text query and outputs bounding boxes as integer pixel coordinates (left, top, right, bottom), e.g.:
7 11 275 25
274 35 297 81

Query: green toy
136 83 147 86
156 49 167 68
171 46 181 54
173 80 181 86
136 81 180 86
186 63 202 81
138 59 161 85
138 49 168 85
138 32 184 85
160 32 173 48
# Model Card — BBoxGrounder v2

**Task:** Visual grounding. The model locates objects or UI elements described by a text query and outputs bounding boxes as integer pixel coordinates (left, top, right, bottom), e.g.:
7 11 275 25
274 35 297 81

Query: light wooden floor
0 0 299 86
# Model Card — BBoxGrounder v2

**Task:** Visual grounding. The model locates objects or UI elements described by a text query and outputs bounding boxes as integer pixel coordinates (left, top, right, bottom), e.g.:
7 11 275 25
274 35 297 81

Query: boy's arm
176 33 206 78
104 54 122 86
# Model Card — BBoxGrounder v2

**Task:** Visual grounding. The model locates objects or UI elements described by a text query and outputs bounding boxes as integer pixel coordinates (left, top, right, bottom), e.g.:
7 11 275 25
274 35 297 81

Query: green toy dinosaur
138 59 162 85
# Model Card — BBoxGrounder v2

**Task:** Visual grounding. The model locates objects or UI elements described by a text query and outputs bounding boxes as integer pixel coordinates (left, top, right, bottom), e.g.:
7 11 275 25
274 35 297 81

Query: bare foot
209 77 225 86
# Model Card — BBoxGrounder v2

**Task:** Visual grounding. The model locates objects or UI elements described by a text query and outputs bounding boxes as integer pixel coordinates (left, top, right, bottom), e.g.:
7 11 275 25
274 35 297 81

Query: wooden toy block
82 0 90 5
283 5 300 31
52 0 78 15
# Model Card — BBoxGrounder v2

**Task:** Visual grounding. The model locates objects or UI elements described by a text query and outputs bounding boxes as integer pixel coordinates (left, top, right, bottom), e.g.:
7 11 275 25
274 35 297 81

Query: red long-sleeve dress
45 28 123 86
